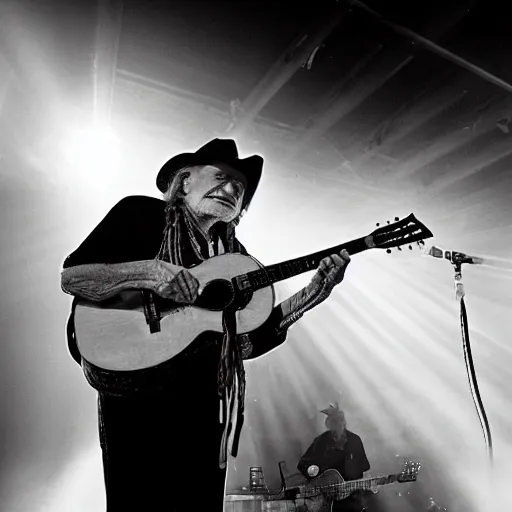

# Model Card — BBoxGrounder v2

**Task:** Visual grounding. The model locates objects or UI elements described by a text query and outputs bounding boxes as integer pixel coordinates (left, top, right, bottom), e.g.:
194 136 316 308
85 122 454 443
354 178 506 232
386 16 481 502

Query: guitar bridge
141 291 161 334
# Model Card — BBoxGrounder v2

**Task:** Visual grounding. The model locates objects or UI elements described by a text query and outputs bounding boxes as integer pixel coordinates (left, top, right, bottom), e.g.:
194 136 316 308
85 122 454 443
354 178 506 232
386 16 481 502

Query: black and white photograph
0 1 511 510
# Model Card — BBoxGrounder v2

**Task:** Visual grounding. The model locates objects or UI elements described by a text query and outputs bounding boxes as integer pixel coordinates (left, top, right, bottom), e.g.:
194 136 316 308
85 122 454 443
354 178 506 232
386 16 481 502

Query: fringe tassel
218 306 246 468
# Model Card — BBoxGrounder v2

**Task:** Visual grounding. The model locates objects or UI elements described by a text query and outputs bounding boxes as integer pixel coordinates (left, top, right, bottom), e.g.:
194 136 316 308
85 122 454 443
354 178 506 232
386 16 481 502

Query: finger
183 273 199 298
179 271 197 302
169 274 187 302
311 258 328 283
339 249 351 261
171 272 192 303
330 253 345 268
319 257 331 269
319 256 333 275
327 254 349 284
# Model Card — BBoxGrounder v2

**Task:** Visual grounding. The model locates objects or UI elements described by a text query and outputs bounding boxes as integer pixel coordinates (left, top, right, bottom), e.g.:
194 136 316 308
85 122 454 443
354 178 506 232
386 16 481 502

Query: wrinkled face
325 414 347 439
182 164 246 225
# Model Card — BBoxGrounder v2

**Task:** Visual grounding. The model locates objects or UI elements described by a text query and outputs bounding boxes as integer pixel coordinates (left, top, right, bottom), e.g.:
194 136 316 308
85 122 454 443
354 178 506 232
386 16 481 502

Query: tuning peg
394 216 399 221
376 223 380 226
387 220 390 224
409 245 413 250
397 246 402 251
418 240 425 246
386 249 391 254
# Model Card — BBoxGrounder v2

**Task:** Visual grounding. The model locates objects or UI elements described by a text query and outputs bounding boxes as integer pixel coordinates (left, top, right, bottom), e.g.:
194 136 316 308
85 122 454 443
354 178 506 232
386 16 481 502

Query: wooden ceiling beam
289 2 474 161
348 0 512 94
387 92 512 184
416 131 512 197
226 3 347 137
351 72 471 170
290 48 414 159
93 0 124 126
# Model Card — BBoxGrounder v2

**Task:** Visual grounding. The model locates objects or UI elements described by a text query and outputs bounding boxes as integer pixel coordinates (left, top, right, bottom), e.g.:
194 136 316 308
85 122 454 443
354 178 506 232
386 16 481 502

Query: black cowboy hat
156 138 263 207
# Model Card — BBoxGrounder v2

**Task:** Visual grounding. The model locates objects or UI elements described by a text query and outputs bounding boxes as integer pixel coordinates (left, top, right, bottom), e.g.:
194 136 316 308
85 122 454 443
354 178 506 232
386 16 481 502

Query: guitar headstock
398 460 422 483
368 214 433 253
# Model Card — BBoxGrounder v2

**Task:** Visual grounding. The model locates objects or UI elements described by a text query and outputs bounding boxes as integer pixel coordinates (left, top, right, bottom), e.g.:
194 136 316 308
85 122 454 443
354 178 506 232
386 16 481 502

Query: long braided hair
157 166 247 468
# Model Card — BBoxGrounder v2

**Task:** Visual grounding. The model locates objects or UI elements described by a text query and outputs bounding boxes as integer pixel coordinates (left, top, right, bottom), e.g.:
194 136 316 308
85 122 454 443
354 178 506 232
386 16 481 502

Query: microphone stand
451 254 493 467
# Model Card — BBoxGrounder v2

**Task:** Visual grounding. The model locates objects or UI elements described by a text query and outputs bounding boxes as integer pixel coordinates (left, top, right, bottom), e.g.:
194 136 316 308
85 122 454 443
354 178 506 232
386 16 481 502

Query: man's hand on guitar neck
278 249 351 330
310 250 350 297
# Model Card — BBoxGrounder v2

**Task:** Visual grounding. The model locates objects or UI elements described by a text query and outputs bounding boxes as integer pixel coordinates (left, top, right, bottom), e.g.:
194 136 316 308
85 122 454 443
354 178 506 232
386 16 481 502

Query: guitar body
252 460 420 512
256 471 345 512
74 253 275 371
302 469 356 501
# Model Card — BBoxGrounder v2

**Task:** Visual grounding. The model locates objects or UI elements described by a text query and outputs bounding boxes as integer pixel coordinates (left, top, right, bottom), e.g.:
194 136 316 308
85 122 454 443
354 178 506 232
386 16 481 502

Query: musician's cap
320 402 344 418
156 138 263 208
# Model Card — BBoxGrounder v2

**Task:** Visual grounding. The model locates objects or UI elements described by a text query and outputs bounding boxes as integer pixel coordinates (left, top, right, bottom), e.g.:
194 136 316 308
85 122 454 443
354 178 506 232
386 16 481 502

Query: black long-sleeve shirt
298 430 370 481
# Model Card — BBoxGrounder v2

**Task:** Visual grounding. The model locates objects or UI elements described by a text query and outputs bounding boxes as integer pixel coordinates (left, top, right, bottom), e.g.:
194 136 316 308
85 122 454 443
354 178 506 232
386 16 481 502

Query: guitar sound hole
195 279 235 311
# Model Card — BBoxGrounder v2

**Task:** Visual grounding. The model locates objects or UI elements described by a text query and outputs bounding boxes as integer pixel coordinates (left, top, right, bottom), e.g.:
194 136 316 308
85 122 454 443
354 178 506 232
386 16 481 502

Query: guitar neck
338 473 398 497
242 235 372 291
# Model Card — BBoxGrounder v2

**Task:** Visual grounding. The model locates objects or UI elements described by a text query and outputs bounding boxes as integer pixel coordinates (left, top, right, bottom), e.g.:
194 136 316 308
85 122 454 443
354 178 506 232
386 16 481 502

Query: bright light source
63 125 122 175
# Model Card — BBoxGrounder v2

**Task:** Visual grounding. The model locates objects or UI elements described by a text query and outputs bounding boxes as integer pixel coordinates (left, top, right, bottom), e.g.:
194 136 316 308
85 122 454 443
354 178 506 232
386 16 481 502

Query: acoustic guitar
279 459 421 511
73 214 433 371
226 460 421 512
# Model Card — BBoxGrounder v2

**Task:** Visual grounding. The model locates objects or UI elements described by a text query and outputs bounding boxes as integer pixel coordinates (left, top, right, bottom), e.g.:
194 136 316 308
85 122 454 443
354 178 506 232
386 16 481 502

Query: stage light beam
63 125 122 176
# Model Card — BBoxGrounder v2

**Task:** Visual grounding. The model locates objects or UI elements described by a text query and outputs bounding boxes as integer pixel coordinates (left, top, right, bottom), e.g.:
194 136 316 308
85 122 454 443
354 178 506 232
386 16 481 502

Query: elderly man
61 138 350 512
298 403 372 511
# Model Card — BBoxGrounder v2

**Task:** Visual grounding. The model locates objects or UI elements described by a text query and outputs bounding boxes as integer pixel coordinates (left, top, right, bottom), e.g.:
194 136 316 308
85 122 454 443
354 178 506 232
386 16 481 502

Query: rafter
387 92 512 184
113 70 305 158
93 0 124 126
350 71 472 170
417 130 512 196
226 3 347 137
347 0 512 94
288 2 474 161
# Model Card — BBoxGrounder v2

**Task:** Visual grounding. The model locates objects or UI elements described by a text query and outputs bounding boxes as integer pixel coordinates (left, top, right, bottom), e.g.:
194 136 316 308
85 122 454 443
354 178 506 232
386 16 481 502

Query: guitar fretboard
305 473 399 499
242 236 371 292
334 474 398 498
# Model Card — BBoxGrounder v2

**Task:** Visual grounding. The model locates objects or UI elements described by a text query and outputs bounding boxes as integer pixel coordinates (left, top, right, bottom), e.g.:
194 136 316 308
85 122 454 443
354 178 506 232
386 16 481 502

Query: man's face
183 164 246 225
325 415 346 438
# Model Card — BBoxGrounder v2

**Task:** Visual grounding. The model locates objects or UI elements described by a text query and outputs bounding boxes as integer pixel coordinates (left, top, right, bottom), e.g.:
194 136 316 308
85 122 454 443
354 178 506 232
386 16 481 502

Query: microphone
427 245 484 265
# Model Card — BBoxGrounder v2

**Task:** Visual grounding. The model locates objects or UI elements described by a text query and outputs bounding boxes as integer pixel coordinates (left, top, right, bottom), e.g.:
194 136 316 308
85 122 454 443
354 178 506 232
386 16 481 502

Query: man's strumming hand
152 260 200 304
